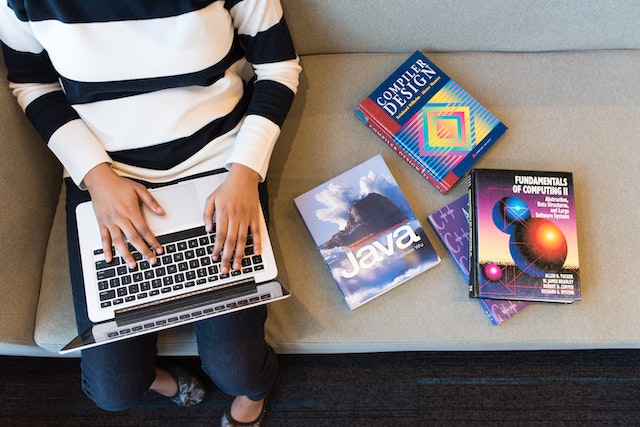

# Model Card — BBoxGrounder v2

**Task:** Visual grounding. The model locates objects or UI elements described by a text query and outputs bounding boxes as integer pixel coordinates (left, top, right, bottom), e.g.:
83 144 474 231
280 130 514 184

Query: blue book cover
294 155 441 310
356 51 507 194
428 195 531 324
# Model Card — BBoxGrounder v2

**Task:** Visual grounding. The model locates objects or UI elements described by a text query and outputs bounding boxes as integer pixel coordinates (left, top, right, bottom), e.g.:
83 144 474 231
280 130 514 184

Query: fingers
208 204 261 275
85 166 165 269
103 216 160 269
211 217 251 274
136 188 165 256
97 187 164 269
203 164 262 274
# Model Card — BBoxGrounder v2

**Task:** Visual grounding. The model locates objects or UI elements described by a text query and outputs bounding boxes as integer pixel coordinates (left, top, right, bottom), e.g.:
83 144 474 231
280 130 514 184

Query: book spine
467 170 479 297
356 105 449 194
477 299 501 325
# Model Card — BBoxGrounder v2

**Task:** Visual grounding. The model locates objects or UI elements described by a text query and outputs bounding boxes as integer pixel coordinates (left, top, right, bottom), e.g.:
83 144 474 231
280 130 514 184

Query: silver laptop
60 172 289 354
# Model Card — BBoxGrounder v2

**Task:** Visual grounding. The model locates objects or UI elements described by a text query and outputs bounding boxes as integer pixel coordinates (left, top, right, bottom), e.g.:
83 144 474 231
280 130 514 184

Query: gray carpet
2 350 639 426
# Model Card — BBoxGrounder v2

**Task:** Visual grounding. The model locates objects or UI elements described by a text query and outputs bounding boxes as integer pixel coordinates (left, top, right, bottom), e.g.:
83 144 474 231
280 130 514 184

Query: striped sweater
0 0 301 186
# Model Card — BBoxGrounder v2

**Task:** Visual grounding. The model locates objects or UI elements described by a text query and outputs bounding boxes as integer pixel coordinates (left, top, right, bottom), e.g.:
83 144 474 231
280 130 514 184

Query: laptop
60 171 289 354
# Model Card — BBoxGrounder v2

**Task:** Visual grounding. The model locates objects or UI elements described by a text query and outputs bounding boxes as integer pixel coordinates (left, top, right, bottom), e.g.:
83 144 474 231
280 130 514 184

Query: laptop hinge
113 279 257 326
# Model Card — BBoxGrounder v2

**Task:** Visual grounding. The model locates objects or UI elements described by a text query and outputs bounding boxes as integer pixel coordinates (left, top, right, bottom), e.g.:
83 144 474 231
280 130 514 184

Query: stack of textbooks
294 52 581 322
429 168 581 324
467 168 581 304
428 194 532 325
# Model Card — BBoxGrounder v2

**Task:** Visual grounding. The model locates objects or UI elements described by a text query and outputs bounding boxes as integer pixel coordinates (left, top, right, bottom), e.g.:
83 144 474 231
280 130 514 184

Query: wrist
228 163 261 184
82 162 115 191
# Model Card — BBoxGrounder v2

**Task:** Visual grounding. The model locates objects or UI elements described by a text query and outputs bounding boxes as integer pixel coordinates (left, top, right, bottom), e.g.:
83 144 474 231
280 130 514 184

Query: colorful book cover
468 169 581 303
294 155 441 310
355 51 507 194
428 194 531 324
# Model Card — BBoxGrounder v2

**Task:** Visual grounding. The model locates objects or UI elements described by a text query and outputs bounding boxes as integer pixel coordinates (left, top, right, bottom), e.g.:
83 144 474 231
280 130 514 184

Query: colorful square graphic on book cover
295 155 440 310
422 104 472 153
395 80 502 183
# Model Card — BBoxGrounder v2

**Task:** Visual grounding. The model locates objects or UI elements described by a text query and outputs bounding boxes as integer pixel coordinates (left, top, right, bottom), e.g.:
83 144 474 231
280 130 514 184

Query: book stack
427 194 532 325
428 168 581 325
294 51 580 322
467 168 581 304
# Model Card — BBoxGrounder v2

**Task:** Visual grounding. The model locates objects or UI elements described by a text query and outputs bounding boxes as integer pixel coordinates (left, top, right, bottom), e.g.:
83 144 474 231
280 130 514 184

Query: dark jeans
64 174 277 411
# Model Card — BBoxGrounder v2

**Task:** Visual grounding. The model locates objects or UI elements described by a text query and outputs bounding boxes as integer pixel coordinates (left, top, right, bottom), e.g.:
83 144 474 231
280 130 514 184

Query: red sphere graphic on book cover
493 197 568 278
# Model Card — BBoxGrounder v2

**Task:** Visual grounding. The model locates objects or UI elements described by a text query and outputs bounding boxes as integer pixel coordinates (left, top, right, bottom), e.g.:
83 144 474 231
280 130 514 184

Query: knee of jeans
81 371 149 412
201 345 277 399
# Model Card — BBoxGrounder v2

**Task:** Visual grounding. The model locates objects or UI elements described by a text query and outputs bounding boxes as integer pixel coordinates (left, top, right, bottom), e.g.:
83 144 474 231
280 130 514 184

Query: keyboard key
99 290 116 301
97 268 116 280
95 258 120 270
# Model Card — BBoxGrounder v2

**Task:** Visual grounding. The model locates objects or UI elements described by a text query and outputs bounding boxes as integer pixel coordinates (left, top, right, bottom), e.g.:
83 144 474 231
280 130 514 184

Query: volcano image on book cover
294 155 440 309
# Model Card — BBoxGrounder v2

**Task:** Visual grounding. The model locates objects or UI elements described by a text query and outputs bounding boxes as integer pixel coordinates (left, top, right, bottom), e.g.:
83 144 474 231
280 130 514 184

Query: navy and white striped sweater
0 0 301 185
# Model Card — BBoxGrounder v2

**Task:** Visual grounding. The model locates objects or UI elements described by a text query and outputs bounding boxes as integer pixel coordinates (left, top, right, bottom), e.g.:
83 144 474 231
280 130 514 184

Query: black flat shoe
220 401 266 426
163 364 207 407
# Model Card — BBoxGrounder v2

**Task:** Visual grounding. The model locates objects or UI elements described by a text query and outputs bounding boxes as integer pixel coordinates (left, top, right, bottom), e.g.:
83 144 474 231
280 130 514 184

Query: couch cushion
0 51 62 356
35 50 640 354
282 0 640 55
266 50 640 352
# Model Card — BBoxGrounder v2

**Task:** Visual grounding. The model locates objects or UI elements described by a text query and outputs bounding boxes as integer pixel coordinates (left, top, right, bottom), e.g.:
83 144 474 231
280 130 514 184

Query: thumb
137 187 165 216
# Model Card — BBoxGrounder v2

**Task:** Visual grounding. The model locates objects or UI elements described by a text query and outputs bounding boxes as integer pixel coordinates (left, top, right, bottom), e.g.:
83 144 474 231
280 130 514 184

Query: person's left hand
203 163 262 274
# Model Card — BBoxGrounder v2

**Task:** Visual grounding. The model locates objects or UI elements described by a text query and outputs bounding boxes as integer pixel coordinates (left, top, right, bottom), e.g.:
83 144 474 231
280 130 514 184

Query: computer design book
356 51 507 194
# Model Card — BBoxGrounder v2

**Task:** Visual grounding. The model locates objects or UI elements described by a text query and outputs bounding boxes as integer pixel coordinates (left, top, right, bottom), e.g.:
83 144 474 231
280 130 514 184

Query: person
0 1 301 425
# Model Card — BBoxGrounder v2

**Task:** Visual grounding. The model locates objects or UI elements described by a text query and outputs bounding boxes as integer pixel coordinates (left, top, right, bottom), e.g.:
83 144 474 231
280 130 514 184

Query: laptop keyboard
93 226 264 309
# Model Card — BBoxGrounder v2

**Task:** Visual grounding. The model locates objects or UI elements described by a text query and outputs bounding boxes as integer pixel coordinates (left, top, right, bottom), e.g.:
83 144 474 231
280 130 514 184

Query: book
428 194 531 324
355 51 508 194
468 169 581 303
294 155 441 310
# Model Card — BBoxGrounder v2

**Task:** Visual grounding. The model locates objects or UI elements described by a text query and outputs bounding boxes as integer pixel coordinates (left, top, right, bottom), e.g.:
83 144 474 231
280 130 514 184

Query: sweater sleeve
1 5 111 187
225 0 301 180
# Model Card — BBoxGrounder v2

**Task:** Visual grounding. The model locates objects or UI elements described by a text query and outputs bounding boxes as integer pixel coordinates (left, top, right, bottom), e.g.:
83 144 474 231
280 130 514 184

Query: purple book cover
469 169 581 303
428 194 531 324
294 155 440 310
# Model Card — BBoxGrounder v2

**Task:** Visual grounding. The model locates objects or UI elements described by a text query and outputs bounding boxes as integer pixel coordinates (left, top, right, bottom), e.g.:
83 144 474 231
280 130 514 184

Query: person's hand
83 163 165 269
203 164 262 274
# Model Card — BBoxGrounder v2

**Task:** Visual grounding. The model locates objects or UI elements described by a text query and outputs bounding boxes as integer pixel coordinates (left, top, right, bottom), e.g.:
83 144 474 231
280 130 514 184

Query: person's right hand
82 163 165 269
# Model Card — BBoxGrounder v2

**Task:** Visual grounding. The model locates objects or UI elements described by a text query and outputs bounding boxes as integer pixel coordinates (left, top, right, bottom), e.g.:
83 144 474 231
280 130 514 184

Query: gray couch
2 0 639 357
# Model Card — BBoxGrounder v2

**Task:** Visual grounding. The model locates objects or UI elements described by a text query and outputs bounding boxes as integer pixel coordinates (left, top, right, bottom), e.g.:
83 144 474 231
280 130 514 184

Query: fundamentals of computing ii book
468 169 581 303
355 51 507 194
294 155 440 310
428 194 531 324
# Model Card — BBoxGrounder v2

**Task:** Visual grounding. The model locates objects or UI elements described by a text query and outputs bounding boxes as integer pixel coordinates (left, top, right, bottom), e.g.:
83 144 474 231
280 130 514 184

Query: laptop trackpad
143 182 202 234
